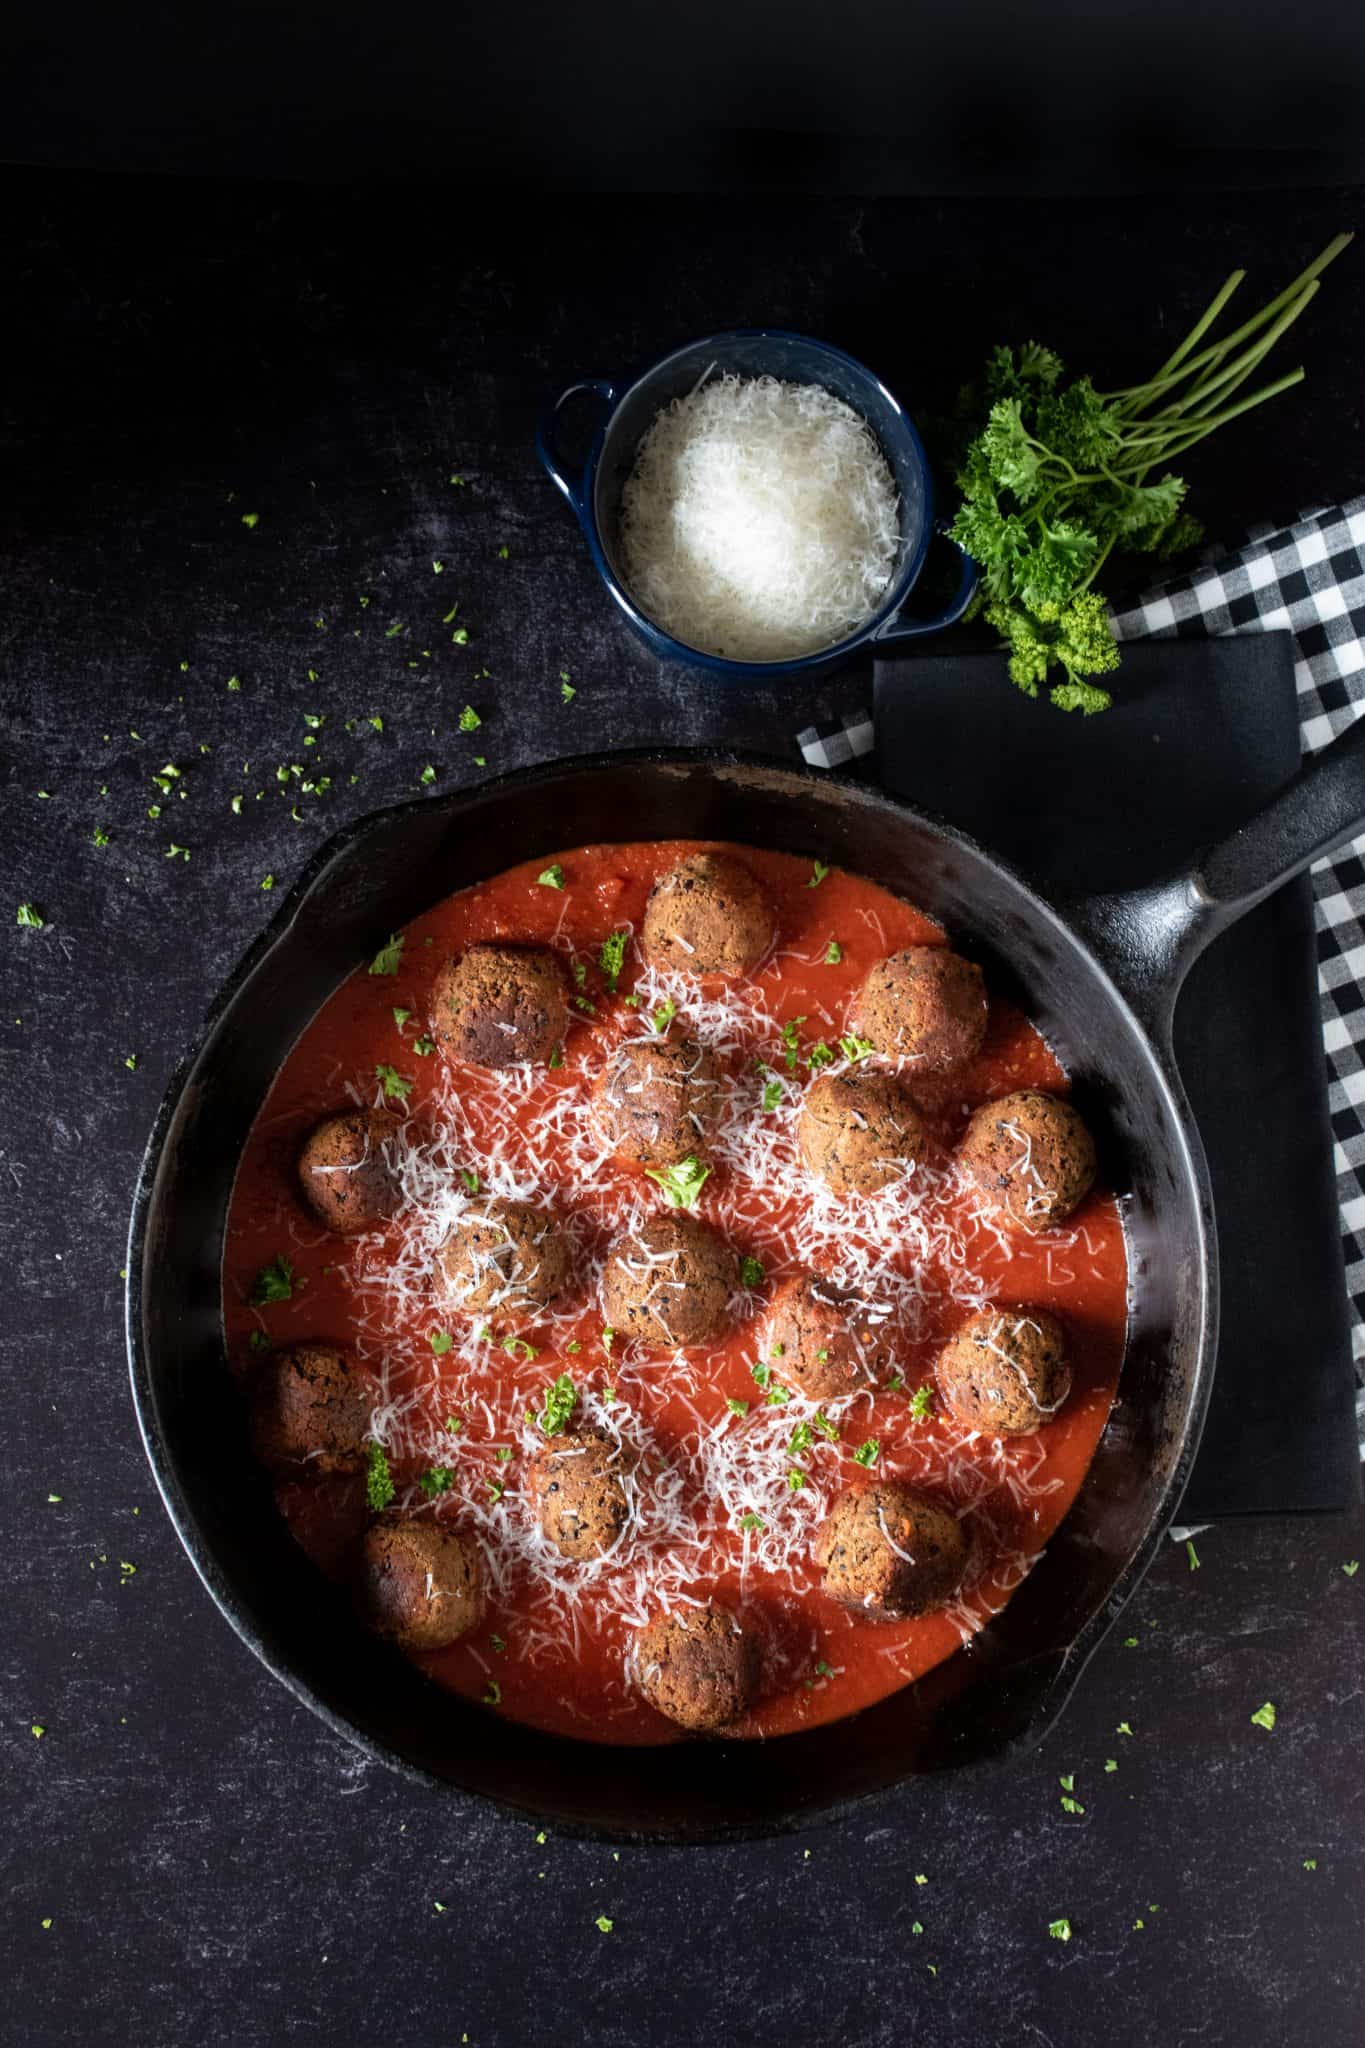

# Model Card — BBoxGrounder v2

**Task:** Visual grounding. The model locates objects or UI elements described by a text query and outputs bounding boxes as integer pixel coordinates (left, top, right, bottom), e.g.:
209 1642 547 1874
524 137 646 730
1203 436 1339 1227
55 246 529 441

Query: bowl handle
872 525 978 645
536 378 620 531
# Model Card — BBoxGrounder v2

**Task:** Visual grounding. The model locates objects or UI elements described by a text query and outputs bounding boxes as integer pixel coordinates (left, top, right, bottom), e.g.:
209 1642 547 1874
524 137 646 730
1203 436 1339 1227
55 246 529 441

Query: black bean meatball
594 1034 723 1165
599 1214 736 1349
814 1483 967 1619
798 1068 926 1198
297 1107 402 1234
851 946 988 1070
934 1307 1070 1436
431 942 570 1067
763 1273 889 1402
528 1424 635 1560
640 852 775 979
437 1196 573 1316
249 1344 370 1474
958 1090 1096 1234
354 1515 484 1651
632 1604 757 1732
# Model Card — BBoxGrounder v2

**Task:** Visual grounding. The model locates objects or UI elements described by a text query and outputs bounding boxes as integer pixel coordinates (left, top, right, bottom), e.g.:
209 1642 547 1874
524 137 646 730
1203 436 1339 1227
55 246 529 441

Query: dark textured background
4 169 1365 2047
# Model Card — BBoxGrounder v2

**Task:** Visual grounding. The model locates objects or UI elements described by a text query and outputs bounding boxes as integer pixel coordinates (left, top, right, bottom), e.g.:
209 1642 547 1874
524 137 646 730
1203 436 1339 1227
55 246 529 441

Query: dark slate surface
3 168 1364 2048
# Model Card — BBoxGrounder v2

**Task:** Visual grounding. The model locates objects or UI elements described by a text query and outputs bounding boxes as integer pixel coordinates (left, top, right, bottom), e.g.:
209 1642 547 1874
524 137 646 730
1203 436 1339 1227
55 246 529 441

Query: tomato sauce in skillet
222 842 1127 1744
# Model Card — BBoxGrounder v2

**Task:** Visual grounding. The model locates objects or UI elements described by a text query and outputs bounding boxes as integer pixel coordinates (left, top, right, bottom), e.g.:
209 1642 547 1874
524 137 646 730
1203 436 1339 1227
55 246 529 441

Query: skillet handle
1069 709 1365 1049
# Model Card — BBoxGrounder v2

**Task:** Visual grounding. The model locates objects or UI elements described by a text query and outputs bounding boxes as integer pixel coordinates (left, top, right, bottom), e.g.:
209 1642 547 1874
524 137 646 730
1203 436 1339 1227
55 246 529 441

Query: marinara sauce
223 842 1127 1744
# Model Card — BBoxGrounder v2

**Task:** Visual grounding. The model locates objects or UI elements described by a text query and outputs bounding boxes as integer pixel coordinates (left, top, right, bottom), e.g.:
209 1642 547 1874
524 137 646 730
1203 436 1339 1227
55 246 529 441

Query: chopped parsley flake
365 1442 395 1511
851 1438 880 1467
419 765 437 787
1250 1701 1277 1732
165 844 190 861
261 874 275 891
494 1446 514 1464
909 1383 935 1421
92 824 110 847
1186 1539 1200 1570
1048 1918 1072 1942
419 1466 454 1498
1060 1796 1085 1815
644 1154 711 1209
739 1255 765 1290
538 1371 578 1435
548 1044 564 1069
538 864 566 890
458 705 482 732
788 1422 813 1457
726 1398 750 1416
124 1054 138 1072
1303 1858 1318 1871
781 1017 806 1070
248 1330 270 1353
1116 1721 1133 1736
250 1255 295 1306
483 1680 502 1706
761 1075 783 1112
368 934 405 976
599 929 629 989
739 1512 764 1532
751 1362 773 1390
414 1034 437 1056
429 1330 453 1355
241 512 259 529
459 1167 479 1194
374 1063 413 1101
392 1007 412 1029
1343 1560 1359 1577
808 860 830 887
786 1468 807 1490
560 678 576 704
838 1033 875 1064
651 996 678 1034
812 1411 840 1440
595 1915 613 1934
824 939 843 963
502 1336 538 1361
807 1040 834 1070
1104 1759 1118 1773
230 795 243 815
384 621 406 638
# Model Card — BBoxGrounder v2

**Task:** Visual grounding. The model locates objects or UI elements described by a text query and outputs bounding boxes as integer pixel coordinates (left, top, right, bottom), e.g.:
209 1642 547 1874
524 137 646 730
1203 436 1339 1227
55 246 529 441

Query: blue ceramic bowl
536 329 976 681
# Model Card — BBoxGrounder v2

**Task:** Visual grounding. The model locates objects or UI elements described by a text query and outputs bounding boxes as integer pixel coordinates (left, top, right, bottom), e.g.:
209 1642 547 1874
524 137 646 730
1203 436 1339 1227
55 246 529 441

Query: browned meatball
958 1090 1096 1234
528 1424 635 1560
437 1196 573 1316
431 942 570 1067
354 1515 484 1652
595 1034 723 1165
814 1484 967 1619
297 1107 401 1234
249 1344 370 1474
600 1214 735 1349
763 1273 889 1402
640 852 775 979
851 946 988 1071
935 1307 1070 1436
632 1604 757 1732
798 1068 926 1198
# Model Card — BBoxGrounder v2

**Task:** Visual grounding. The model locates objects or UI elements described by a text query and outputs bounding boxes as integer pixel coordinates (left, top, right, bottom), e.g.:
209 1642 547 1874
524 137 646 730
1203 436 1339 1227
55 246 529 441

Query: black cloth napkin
814 637 1359 1519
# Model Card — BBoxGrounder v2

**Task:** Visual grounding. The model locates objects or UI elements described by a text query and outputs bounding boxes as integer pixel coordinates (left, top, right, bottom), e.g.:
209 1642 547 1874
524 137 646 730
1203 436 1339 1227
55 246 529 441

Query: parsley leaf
838 1033 875 1064
429 1330 453 1355
599 929 629 989
1048 1918 1072 1942
458 705 482 732
365 1442 395 1511
16 902 45 929
250 1255 295 1305
374 1063 413 1101
538 1372 577 1435
368 933 405 976
824 939 842 963
807 860 830 887
739 1255 765 1289
908 1383 935 1421
538 864 566 890
1250 1701 1277 1732
644 1154 711 1209
419 1466 454 1498
761 1075 783 1112
851 1438 880 1467
651 996 677 1034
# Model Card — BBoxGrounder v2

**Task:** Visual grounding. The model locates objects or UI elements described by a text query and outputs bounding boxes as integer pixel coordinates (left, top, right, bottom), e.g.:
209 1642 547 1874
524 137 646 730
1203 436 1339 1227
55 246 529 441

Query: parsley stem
1143 286 1317 425
1133 265 1247 399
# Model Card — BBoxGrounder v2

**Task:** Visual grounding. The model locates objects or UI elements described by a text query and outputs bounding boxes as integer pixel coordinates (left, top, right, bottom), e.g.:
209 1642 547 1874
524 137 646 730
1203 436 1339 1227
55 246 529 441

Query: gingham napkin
797 498 1365 1446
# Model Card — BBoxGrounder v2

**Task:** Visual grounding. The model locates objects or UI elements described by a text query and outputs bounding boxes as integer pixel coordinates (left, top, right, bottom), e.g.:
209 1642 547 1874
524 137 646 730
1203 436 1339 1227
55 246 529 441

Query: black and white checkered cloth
797 498 1365 1440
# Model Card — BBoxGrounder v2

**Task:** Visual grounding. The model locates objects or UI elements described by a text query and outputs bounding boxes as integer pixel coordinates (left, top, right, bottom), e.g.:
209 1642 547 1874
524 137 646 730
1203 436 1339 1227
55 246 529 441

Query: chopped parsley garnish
812 1411 840 1440
788 1422 814 1457
838 1033 875 1064
368 933 405 976
739 1255 765 1289
165 844 190 861
599 929 629 989
807 1041 834 1069
908 1383 935 1422
1303 1858 1318 1871
248 1329 271 1353
124 1054 138 1071
1059 1796 1085 1815
250 1255 295 1306
241 512 259 529
1048 1918 1072 1942
781 1017 806 1070
494 1446 514 1464
365 1441 395 1511
1104 1758 1118 1773
502 1336 538 1361
851 1438 880 1467
419 1466 454 1498
392 1006 412 1029
92 824 110 847
429 1330 453 1355
538 864 566 890
483 1680 502 1706
230 795 243 815
419 764 437 787
486 1478 505 1503
374 1063 413 1101
824 939 843 963
261 874 275 891
459 1167 479 1193
1186 1539 1200 1570
807 860 830 887
726 1398 750 1416
760 1073 783 1112
1250 1701 1277 1732
787 1469 807 1491
739 1511 764 1532
458 704 482 732
538 1372 578 1434
1116 1721 1133 1736
751 1361 773 1390
548 1044 564 1069
384 620 406 638
560 677 576 704
644 1154 711 1209
1342 1560 1359 1577
595 1916 613 1934
651 996 677 1034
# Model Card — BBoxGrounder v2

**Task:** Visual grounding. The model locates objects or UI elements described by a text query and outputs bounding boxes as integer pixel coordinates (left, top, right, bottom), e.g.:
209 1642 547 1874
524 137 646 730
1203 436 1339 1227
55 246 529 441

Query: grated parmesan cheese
619 373 900 662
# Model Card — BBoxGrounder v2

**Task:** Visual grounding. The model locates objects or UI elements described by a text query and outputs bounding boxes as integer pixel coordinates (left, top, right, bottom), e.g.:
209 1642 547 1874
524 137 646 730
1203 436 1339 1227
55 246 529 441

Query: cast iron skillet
126 731 1365 1843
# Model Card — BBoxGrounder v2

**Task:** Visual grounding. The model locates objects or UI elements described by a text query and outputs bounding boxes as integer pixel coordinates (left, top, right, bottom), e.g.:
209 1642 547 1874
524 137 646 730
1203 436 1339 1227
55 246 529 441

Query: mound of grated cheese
619 372 900 662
